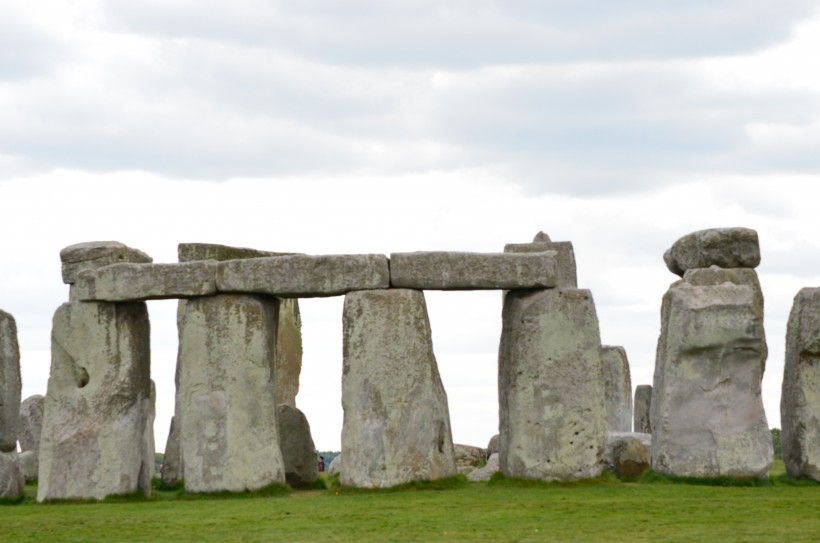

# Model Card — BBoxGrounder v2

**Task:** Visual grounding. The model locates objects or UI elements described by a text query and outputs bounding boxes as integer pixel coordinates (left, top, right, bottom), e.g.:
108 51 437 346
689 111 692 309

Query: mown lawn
2 464 818 543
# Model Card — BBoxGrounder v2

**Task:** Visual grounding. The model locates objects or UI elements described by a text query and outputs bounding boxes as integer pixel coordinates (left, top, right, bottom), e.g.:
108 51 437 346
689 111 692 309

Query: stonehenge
8 225 810 500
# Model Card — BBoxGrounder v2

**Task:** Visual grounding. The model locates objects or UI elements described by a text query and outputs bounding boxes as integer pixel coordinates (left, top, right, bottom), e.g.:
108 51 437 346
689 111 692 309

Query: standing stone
276 404 318 488
651 266 772 478
161 416 182 487
633 385 653 434
454 444 487 473
499 288 607 481
1 310 21 454
341 289 456 488
178 294 285 492
602 346 632 432
486 434 500 457
18 394 45 454
17 450 38 481
38 301 153 501
327 454 342 476
0 451 24 498
781 287 820 480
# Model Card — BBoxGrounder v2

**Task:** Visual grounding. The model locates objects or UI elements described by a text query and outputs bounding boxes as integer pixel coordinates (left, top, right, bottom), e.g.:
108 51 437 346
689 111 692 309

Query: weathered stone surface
633 385 652 434
0 451 24 498
467 452 500 482
781 287 820 480
486 434 499 457
75 261 218 301
327 454 342 476
0 310 21 453
277 404 318 488
38 302 153 501
178 243 295 263
217 254 390 297
18 394 44 454
604 432 651 478
499 288 606 481
504 232 577 288
161 416 182 487
454 444 486 472
390 251 557 290
18 450 38 481
60 241 152 285
178 294 285 492
651 268 772 478
602 346 632 432
341 289 456 488
275 299 302 407
141 380 156 492
663 227 760 277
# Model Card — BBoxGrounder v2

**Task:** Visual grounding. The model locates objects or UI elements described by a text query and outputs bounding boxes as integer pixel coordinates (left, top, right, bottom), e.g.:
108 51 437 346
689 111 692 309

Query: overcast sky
2 1 819 452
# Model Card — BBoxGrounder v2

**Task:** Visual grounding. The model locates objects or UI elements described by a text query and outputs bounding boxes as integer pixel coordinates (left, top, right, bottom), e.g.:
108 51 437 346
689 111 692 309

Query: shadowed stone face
0 310 21 454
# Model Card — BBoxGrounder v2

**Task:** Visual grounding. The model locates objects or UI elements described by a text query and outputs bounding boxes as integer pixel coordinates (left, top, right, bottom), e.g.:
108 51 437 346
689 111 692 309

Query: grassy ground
2 461 817 543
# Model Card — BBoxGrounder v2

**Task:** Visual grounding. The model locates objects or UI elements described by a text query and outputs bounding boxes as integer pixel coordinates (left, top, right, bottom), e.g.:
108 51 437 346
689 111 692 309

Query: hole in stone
77 367 89 388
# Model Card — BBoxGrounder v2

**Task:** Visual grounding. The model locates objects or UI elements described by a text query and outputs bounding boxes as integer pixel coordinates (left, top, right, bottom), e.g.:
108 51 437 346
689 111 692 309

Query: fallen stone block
390 251 557 290
467 453 500 482
663 227 760 277
217 254 390 297
75 261 218 301
604 432 651 478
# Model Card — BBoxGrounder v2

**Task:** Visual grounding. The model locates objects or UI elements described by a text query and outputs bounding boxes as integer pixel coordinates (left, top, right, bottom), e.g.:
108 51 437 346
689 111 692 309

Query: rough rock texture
178 294 285 492
161 416 182 487
781 287 820 480
38 302 154 501
275 298 302 407
663 228 760 277
454 444 486 472
651 267 772 478
341 289 456 488
0 310 21 453
178 243 295 262
276 404 318 488
18 450 38 481
604 432 651 478
602 346 633 432
486 434 499 457
467 453 500 482
327 454 342 476
75 261 218 301
140 381 156 492
504 231 578 288
217 254 390 297
633 385 653 434
0 451 24 498
499 288 607 481
18 394 45 454
389 251 557 290
60 241 152 285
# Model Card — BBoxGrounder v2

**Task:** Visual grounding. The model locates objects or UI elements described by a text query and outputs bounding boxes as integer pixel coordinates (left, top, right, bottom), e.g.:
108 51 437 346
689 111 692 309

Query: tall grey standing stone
1 310 21 454
161 416 182 487
633 385 652 434
276 404 318 488
602 346 632 432
499 288 607 481
0 451 24 498
38 301 154 501
341 289 456 488
178 294 285 492
651 266 772 478
781 287 820 480
18 394 45 454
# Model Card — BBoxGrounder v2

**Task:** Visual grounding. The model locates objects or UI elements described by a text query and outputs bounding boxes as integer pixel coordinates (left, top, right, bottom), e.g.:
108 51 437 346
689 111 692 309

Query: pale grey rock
0 451 24 498
276 404 318 488
18 450 38 481
633 385 652 434
341 289 456 488
178 242 295 262
60 241 152 285
781 287 820 480
38 302 153 501
327 454 342 476
651 268 772 478
75 261 218 301
504 232 577 288
178 294 285 492
454 444 486 471
18 394 44 454
604 432 651 478
499 288 607 481
486 434 499 457
467 453 500 482
0 310 21 453
390 251 557 290
217 254 390 297
663 227 760 277
140 380 156 492
602 346 632 432
161 416 182 487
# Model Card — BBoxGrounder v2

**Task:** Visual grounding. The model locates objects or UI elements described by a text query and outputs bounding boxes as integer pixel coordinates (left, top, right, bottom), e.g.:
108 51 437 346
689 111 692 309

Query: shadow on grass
487 470 621 488
328 474 469 495
637 469 773 487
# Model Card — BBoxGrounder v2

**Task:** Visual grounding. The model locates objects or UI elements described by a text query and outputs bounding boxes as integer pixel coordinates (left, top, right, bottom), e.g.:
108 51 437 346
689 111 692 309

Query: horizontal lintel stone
75 261 218 301
389 251 557 290
61 241 153 285
178 243 298 263
216 254 390 297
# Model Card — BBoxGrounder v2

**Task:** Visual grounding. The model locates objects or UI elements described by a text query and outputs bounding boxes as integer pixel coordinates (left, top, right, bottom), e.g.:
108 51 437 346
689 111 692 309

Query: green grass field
2 462 818 543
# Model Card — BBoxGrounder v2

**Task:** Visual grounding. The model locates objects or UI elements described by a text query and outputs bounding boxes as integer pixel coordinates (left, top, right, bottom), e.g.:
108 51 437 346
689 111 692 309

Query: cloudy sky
1 1 819 452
